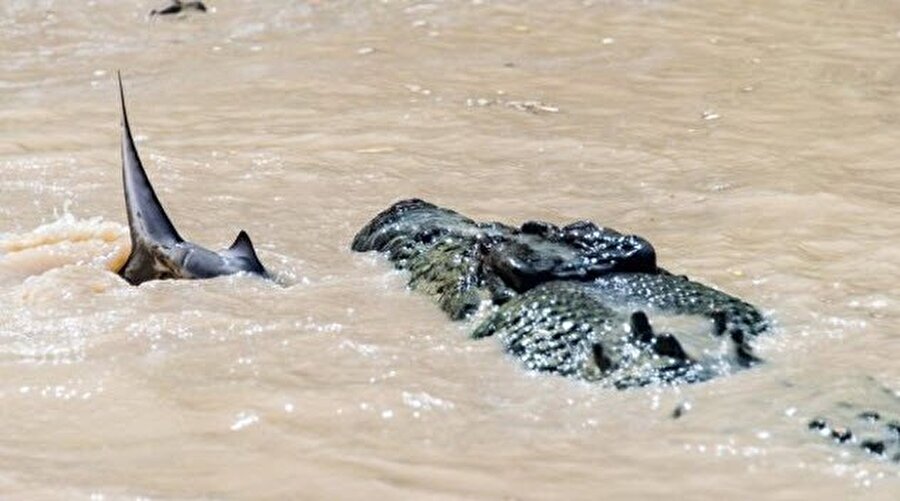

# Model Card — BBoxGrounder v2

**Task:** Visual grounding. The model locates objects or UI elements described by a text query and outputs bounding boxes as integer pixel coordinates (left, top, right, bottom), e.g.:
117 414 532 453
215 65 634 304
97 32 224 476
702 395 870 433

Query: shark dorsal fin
225 230 267 272
228 230 256 256
118 72 182 246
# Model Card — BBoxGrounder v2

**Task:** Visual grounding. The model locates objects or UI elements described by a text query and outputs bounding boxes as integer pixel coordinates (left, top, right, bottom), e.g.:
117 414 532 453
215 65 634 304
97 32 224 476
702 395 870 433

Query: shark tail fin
225 230 268 275
118 71 183 249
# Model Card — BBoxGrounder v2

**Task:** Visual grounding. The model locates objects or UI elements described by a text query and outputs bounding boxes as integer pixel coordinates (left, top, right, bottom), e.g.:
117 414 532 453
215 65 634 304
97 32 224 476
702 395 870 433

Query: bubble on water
402 391 454 411
230 412 259 431
339 339 378 357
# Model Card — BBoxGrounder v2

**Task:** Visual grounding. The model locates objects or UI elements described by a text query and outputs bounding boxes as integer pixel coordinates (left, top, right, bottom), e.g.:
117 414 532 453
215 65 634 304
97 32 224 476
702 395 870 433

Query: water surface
2 0 899 498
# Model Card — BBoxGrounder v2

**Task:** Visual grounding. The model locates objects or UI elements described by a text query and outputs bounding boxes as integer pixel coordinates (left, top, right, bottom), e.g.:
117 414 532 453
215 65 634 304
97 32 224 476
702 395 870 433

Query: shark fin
225 230 267 274
118 72 183 247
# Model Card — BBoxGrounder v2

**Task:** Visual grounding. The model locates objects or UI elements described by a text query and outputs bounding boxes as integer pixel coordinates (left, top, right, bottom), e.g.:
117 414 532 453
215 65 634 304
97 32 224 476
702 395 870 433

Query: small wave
0 214 130 283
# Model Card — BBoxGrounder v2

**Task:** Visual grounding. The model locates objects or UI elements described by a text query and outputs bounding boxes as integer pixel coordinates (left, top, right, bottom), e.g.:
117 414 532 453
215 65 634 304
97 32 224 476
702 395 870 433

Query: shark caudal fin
116 74 271 285
118 72 183 248
224 230 268 275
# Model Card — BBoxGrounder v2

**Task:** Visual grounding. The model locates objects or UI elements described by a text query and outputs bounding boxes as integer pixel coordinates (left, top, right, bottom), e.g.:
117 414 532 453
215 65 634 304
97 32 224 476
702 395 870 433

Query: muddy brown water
2 0 899 498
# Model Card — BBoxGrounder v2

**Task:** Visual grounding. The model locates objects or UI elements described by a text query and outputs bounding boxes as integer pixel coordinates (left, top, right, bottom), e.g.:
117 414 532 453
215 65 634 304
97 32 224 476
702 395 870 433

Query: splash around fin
115 72 269 285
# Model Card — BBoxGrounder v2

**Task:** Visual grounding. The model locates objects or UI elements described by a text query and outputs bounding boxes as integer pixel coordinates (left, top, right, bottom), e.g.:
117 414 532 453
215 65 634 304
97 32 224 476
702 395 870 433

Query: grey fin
118 72 183 248
224 230 267 274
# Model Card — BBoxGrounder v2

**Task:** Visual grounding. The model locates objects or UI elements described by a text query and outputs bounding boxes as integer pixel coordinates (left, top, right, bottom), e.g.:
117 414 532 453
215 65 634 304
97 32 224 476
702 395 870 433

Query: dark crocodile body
354 199 899 463
353 199 767 386
472 275 764 387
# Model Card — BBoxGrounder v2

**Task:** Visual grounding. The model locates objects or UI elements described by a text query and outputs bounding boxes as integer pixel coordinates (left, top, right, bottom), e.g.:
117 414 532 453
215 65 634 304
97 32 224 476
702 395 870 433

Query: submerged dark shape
808 410 900 463
150 0 207 17
352 199 767 386
116 73 268 285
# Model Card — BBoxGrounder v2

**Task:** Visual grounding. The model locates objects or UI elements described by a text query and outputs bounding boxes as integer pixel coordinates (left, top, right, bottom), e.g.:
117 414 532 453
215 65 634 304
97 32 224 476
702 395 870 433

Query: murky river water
2 0 899 498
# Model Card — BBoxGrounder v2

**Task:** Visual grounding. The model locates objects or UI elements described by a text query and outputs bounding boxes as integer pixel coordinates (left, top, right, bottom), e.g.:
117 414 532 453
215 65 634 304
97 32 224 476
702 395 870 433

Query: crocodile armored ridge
352 199 768 388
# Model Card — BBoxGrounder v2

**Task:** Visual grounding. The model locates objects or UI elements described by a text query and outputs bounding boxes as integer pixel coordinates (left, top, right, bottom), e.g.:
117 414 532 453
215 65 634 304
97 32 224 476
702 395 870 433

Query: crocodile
353 198 765 386
353 199 899 463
